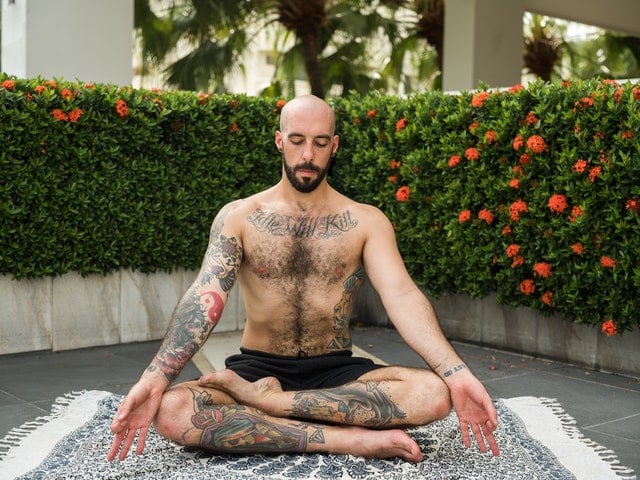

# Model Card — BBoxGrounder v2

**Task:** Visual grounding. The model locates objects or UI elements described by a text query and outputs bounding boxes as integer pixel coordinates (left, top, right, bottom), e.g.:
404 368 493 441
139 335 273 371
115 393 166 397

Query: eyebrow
288 131 333 140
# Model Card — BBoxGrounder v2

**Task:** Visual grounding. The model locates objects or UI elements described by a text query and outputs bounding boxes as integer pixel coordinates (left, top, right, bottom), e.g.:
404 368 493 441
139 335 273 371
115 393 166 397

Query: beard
282 154 331 193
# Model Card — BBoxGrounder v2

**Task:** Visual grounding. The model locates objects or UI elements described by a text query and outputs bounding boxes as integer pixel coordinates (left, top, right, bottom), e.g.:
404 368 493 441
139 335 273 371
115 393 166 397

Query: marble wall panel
120 269 188 343
596 327 640 376
0 275 52 355
52 272 120 351
481 294 539 353
429 294 483 342
534 313 598 367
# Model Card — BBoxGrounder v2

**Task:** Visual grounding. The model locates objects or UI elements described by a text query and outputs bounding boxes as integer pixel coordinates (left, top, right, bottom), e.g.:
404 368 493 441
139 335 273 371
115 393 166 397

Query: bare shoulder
346 198 394 233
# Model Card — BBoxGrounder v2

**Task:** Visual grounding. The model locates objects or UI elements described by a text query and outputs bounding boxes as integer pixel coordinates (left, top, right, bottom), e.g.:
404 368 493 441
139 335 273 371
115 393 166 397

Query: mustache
294 163 322 173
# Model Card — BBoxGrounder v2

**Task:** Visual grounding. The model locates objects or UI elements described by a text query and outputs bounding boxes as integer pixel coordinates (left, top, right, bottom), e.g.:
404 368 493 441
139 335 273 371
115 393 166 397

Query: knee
416 372 452 423
154 387 191 444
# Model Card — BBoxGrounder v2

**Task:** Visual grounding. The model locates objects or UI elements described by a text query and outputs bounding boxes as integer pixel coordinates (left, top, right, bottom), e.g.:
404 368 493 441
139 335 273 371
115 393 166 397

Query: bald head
279 95 336 136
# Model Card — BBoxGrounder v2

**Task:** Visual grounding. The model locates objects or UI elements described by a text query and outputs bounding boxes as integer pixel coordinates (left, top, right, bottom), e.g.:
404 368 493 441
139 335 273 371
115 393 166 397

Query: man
108 94 500 463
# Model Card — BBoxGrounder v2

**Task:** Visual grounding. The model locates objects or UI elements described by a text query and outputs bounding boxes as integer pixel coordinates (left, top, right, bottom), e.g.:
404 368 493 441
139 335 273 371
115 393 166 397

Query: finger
484 429 501 456
107 431 126 461
458 419 471 448
470 423 488 453
135 427 149 456
118 430 137 462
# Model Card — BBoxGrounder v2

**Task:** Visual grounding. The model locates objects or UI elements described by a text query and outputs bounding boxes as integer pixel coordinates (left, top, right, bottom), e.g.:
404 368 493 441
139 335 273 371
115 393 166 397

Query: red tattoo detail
199 291 223 324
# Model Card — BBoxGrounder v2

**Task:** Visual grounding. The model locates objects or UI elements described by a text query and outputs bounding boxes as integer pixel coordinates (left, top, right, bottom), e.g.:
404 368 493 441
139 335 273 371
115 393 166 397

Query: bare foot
329 426 423 463
198 369 285 415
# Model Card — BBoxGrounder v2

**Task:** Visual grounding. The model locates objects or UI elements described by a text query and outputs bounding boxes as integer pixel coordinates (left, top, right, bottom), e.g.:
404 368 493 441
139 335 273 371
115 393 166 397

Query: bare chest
242 208 361 284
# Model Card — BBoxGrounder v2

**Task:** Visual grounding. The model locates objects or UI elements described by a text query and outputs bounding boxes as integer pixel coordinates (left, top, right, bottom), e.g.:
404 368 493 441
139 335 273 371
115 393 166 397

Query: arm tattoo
443 363 467 378
247 208 358 239
188 388 324 453
328 266 364 350
288 381 406 427
152 209 242 381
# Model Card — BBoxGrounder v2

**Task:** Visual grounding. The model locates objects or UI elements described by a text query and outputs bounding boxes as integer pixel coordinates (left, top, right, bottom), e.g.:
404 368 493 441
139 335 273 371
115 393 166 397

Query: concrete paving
1 326 638 476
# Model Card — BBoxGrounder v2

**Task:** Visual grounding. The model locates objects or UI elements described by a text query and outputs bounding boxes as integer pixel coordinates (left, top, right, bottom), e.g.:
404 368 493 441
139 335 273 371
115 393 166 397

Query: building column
2 0 133 85
442 0 525 91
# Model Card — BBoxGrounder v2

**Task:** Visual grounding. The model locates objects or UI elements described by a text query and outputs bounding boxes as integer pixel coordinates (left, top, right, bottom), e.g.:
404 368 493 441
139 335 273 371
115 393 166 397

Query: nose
301 140 314 162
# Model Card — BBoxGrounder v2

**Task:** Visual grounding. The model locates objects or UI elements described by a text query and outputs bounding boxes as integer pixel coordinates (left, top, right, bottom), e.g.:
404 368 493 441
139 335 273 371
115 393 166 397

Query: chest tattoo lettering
247 208 358 239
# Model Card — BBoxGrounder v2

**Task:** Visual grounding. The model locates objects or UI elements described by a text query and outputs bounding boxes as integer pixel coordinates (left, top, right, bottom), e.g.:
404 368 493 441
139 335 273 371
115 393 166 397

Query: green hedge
1 75 638 333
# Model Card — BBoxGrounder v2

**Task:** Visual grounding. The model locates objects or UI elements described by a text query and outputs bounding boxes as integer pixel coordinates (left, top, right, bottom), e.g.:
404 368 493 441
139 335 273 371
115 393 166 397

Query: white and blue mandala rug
0 391 635 480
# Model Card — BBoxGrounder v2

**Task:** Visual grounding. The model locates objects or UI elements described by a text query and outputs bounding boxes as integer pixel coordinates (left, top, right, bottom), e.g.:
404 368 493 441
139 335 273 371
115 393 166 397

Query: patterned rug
0 391 635 480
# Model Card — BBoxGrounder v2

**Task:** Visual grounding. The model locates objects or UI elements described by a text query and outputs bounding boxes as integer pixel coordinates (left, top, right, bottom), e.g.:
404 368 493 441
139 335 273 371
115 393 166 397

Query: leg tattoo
188 388 325 453
288 381 407 427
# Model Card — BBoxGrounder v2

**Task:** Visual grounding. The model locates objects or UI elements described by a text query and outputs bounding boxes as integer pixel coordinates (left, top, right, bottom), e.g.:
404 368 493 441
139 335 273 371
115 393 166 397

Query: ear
332 134 340 156
275 131 284 152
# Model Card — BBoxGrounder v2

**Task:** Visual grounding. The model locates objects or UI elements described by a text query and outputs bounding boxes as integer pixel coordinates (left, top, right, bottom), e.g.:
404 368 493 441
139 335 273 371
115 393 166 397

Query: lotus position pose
108 94 500 464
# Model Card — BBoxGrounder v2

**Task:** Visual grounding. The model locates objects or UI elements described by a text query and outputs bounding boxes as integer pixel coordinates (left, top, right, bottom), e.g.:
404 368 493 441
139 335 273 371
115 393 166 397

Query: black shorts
224 348 385 391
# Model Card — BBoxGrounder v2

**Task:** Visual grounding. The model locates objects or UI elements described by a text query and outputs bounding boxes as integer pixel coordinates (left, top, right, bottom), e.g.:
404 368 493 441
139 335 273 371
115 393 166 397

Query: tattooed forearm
443 363 467 378
288 381 406 427
150 222 242 380
328 266 364 350
188 389 323 453
247 208 358 239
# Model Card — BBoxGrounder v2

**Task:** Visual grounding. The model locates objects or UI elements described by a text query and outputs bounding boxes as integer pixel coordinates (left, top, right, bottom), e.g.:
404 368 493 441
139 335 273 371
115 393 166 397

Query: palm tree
134 0 425 97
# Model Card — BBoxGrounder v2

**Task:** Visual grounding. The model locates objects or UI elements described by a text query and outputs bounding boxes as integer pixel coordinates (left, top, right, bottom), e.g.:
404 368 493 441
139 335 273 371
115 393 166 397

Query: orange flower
519 279 536 295
533 262 552 278
468 122 479 132
508 84 524 93
388 174 398 183
60 88 74 100
526 135 547 154
571 243 584 255
506 244 520 258
68 108 83 123
458 210 472 223
115 99 128 118
471 91 490 108
509 200 528 221
511 255 525 268
485 130 497 144
548 194 568 214
621 130 633 139
600 256 617 268
525 112 539 125
634 87 640 101
34 85 46 94
367 109 377 118
1 79 15 91
512 165 524 177
448 155 461 167
568 206 583 222
464 147 480 161
626 198 639 213
573 159 588 173
501 225 512 236
275 99 287 109
84 83 95 89
51 109 68 121
478 208 494 224
513 134 524 150
230 122 240 132
601 319 618 336
395 186 411 202
389 159 401 170
518 153 531 165
509 178 519 189
614 88 624 102
541 291 553 306
588 166 602 182
395 118 408 131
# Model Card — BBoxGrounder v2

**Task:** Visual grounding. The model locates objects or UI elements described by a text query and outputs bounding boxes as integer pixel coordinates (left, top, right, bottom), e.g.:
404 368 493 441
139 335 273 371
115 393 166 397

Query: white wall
2 0 133 85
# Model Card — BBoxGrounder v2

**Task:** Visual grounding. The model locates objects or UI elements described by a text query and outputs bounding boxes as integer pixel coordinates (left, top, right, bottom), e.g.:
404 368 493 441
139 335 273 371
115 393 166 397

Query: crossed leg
154 366 451 463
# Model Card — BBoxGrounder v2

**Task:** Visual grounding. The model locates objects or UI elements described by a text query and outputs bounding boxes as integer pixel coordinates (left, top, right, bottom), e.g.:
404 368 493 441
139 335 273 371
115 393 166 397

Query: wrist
440 362 468 381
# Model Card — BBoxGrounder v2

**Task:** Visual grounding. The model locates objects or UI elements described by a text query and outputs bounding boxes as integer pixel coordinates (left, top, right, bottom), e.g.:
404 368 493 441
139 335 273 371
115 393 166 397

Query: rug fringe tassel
0 390 88 462
539 398 637 479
